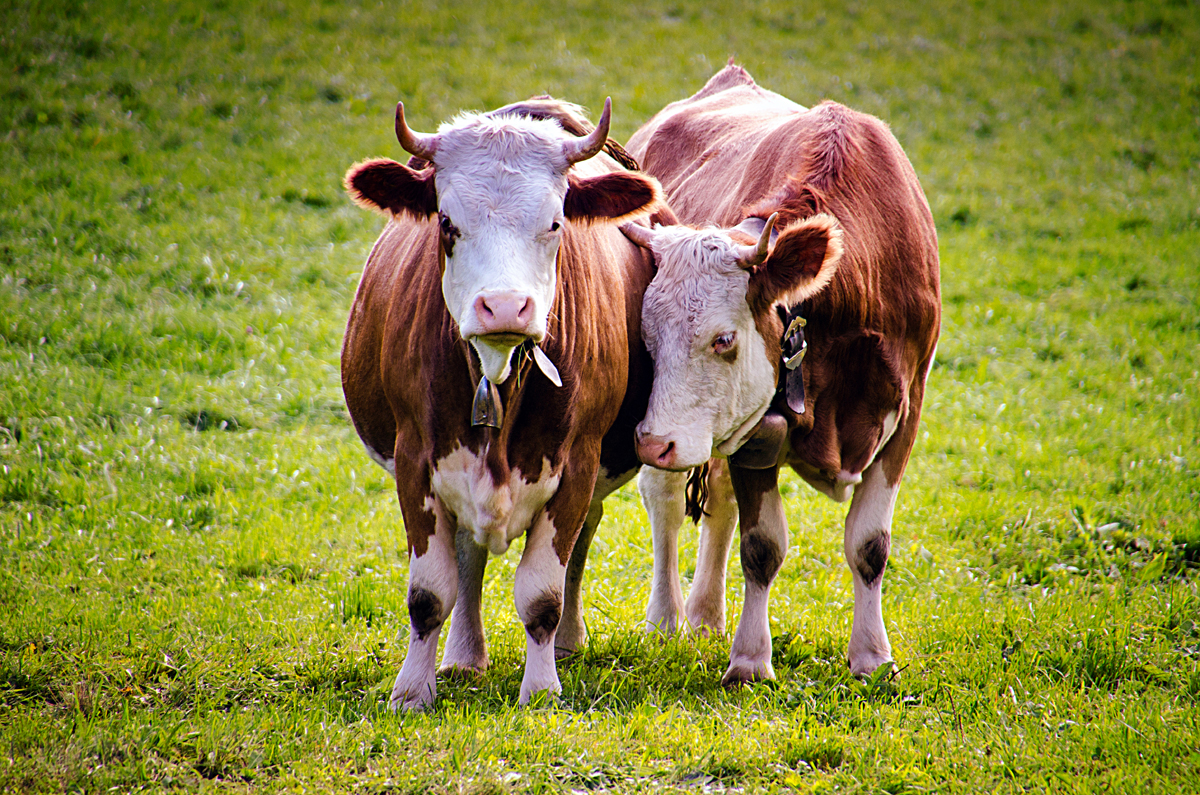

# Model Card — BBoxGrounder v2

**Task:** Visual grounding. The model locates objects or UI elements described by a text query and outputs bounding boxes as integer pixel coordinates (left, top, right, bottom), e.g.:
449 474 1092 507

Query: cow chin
471 336 526 384
715 407 766 455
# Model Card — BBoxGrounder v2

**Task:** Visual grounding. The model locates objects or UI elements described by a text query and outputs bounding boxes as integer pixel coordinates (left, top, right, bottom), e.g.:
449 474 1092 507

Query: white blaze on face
639 228 778 469
431 115 573 383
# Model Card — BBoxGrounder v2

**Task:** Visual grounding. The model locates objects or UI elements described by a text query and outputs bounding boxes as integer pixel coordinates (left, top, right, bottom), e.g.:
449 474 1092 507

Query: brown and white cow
621 64 941 684
341 97 662 709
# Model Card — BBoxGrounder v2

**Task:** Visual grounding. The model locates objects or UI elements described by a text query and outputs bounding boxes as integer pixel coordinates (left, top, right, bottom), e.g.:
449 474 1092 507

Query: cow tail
684 462 711 524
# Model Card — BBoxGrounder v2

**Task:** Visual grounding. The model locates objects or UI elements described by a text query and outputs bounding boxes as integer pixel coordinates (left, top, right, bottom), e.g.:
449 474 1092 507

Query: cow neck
465 339 536 430
777 300 809 415
726 300 809 471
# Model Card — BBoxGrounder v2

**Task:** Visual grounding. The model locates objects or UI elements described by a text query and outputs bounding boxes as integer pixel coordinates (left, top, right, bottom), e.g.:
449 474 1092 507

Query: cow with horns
621 64 941 685
341 97 663 709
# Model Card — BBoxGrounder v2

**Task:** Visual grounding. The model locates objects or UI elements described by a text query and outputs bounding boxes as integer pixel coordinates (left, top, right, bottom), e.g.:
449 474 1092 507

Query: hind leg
441 525 489 674
844 457 900 676
558 468 636 656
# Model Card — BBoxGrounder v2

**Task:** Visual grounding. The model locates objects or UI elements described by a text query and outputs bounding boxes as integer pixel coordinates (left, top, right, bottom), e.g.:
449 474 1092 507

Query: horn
562 97 611 164
736 212 779 270
620 221 657 249
394 101 439 161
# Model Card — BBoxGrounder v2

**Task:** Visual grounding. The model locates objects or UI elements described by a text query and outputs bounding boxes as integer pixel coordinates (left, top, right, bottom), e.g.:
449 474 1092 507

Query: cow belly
789 409 899 503
430 445 561 556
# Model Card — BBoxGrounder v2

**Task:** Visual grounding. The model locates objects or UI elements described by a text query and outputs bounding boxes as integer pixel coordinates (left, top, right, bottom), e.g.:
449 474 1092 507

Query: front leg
722 465 787 687
514 446 599 704
637 466 688 635
390 485 458 712
441 525 489 674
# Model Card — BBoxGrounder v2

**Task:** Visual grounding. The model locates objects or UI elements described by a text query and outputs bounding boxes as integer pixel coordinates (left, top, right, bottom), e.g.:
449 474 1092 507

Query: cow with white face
623 64 941 685
341 98 663 710
631 214 841 470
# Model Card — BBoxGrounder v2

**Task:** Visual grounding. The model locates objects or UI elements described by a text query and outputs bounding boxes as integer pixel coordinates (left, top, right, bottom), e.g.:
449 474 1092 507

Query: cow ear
344 158 437 218
747 213 842 313
564 172 663 224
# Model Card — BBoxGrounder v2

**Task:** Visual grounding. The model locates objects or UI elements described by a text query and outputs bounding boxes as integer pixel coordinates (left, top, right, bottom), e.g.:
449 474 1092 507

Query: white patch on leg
638 466 688 635
390 625 441 711
362 443 396 475
514 511 567 704
873 410 899 461
847 574 891 675
685 461 737 635
722 581 775 684
843 461 900 675
390 504 457 711
724 480 786 684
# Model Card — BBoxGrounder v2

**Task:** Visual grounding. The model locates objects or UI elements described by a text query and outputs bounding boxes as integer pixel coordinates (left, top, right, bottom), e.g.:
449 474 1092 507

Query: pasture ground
1 0 1198 792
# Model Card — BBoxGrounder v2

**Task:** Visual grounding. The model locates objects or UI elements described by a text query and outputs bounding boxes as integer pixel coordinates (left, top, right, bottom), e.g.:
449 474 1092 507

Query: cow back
628 64 941 483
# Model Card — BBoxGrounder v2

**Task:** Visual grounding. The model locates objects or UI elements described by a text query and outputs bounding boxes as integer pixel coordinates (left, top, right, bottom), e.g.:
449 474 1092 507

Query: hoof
851 659 899 683
438 661 488 680
688 622 722 640
847 650 896 678
518 680 562 706
644 617 681 637
684 607 725 638
554 645 580 661
720 660 775 688
389 671 436 712
389 687 434 713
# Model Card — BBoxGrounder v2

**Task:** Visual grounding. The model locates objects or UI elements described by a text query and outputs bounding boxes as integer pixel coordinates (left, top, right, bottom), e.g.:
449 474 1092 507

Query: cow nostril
475 296 495 320
658 441 675 464
516 297 533 322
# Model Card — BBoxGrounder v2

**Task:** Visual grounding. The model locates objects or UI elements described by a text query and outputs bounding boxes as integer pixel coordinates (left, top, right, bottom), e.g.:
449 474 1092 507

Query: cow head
623 214 843 470
345 99 661 383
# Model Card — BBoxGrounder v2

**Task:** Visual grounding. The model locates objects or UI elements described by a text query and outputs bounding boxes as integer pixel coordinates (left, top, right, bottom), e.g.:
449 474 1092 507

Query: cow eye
713 332 736 354
439 213 458 237
549 220 562 233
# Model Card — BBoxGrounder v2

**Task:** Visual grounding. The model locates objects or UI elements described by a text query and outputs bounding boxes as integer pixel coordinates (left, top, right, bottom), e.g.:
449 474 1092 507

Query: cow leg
440 525 489 674
638 466 688 635
722 465 786 686
513 508 569 704
557 497 602 658
390 499 457 712
515 449 598 704
558 468 636 658
685 459 738 635
844 458 900 676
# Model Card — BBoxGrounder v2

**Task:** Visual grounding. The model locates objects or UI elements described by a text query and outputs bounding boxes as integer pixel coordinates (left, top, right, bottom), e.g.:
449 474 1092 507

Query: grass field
2 0 1198 791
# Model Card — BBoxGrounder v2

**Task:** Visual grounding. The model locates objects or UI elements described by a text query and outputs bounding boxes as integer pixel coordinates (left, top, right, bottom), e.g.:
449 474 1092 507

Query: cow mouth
475 332 529 347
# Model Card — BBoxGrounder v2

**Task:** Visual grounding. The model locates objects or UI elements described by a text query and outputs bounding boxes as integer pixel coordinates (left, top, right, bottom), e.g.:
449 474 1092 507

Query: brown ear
563 171 663 223
747 213 842 314
343 158 437 218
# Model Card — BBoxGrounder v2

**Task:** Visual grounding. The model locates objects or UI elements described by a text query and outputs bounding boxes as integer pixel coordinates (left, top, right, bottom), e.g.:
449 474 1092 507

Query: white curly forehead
433 112 575 173
651 226 747 278
643 227 752 341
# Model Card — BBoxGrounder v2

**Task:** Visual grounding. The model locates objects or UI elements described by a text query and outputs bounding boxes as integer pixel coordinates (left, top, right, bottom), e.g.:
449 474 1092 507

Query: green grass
2 0 1198 791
